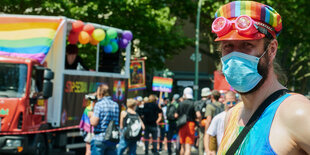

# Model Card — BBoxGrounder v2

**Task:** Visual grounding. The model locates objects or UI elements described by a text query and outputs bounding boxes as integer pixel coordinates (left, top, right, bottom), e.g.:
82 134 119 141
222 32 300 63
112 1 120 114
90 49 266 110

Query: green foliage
263 0 310 93
0 0 189 72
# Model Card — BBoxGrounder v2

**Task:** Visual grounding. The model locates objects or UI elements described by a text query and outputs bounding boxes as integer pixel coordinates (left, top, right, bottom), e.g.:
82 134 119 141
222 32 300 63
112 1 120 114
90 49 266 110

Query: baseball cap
213 1 282 41
183 87 193 99
173 94 180 100
201 87 212 97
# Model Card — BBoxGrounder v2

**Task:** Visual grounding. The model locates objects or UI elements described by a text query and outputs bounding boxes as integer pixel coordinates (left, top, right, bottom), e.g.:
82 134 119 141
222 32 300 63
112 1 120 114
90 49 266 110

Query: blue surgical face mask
221 51 266 93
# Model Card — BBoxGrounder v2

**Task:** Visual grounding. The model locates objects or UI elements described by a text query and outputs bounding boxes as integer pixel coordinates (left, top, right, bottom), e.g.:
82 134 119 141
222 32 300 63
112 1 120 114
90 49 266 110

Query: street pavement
64 140 200 155
135 140 199 155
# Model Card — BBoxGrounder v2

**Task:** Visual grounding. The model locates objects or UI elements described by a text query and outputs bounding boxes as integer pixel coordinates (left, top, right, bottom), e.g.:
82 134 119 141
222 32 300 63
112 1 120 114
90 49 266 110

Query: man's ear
268 39 278 62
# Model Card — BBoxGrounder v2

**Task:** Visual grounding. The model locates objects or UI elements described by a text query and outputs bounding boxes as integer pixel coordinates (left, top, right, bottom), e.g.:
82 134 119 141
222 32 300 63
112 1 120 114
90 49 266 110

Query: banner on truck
61 75 128 127
113 80 125 102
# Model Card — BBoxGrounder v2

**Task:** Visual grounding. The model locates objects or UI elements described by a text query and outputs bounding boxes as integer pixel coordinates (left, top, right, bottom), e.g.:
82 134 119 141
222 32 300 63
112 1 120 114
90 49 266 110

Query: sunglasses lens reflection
227 101 236 105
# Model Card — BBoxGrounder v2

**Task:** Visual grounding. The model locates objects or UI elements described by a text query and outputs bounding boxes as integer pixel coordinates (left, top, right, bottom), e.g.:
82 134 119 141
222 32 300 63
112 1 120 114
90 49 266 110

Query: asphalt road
56 140 200 155
135 140 199 155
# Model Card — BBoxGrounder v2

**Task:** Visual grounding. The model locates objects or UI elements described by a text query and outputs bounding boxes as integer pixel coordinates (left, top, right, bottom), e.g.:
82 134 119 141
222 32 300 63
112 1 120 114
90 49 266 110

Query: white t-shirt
206 111 227 147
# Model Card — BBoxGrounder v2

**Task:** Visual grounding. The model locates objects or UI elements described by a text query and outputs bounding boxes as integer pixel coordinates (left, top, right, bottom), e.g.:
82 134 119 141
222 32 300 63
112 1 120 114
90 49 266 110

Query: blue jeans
117 129 137 155
144 126 158 154
91 140 116 155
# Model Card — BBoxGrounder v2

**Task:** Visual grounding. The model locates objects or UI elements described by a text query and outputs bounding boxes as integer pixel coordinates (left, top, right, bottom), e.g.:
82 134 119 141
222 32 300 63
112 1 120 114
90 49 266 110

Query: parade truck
0 14 131 154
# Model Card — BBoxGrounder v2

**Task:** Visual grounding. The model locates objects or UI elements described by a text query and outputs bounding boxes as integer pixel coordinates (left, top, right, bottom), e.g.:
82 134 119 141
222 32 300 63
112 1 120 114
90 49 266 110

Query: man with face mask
211 1 310 154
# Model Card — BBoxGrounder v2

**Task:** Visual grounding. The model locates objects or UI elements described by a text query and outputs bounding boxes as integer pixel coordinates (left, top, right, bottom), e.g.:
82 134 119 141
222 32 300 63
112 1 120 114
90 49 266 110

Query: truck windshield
0 63 28 98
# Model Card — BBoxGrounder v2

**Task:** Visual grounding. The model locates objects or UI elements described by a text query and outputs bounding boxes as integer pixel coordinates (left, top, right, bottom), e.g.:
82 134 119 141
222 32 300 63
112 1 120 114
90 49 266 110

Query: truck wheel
34 134 47 155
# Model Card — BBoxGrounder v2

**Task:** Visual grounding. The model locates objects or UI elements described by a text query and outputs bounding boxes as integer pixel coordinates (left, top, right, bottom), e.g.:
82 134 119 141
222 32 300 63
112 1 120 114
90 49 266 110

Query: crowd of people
80 83 242 155
78 1 310 155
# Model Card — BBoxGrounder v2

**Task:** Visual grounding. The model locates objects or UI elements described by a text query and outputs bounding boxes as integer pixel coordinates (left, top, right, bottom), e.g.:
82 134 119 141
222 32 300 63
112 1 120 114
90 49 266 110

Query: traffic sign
190 53 202 62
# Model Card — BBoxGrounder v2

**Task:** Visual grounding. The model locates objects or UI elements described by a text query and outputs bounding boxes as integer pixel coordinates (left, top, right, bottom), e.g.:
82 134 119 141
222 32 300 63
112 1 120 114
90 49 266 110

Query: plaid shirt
92 96 119 141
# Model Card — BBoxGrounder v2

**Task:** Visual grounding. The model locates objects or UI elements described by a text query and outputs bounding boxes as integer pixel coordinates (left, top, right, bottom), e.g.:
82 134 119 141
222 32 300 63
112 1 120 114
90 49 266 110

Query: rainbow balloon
0 16 64 63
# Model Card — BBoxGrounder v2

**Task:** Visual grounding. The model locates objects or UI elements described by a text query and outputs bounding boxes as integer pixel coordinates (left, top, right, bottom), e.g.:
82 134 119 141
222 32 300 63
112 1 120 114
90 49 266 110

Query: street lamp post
194 0 203 101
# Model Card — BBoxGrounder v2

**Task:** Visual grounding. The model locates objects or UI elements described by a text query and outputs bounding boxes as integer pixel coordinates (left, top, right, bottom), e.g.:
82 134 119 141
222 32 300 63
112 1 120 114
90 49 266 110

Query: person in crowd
212 1 310 154
143 96 149 103
143 94 163 155
89 84 119 155
194 87 212 155
65 44 89 70
204 90 224 133
79 93 96 155
166 94 180 155
159 97 169 153
117 98 145 155
135 96 144 118
175 87 201 155
204 91 237 155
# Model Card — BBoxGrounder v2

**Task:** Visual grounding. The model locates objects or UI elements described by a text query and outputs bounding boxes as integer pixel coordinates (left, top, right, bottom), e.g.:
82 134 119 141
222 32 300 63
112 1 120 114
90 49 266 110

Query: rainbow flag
152 76 173 93
0 15 64 63
79 103 94 133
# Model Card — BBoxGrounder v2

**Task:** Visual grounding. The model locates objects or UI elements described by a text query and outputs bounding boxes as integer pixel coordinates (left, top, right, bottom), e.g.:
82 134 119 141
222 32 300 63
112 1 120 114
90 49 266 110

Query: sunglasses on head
212 15 275 39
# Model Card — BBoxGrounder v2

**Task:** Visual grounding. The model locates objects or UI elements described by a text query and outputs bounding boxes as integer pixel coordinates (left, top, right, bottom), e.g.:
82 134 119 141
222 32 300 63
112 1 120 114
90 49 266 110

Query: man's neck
241 73 286 114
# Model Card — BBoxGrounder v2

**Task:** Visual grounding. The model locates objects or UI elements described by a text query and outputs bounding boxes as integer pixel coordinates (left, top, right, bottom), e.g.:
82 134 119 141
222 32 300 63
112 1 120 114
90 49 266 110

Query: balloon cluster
68 20 133 54
68 20 104 45
100 30 133 53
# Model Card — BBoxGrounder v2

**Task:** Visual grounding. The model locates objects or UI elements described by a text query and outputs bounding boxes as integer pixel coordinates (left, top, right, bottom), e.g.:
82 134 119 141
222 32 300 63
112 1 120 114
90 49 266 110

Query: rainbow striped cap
215 1 282 37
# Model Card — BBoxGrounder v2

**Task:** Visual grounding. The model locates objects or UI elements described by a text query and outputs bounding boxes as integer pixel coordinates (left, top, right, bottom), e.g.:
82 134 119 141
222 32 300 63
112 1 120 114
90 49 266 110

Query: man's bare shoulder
278 94 310 153
279 93 310 120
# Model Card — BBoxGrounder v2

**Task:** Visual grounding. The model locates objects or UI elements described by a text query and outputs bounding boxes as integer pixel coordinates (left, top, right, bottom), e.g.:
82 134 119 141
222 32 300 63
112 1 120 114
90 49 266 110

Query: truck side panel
61 74 127 127
45 18 67 127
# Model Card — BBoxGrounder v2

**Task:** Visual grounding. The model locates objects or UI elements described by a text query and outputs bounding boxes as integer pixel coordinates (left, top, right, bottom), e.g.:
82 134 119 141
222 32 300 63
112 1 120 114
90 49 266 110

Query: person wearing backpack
143 94 163 155
175 87 201 155
204 90 224 136
166 94 180 155
89 84 119 155
117 98 145 155
194 87 212 155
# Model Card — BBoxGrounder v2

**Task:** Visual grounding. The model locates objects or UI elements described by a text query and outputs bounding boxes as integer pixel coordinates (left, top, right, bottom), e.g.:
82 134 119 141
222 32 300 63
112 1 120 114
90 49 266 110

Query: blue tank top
218 93 291 154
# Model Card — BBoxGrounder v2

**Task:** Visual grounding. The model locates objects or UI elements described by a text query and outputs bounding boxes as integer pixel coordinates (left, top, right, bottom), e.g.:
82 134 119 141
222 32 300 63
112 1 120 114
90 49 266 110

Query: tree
0 0 190 72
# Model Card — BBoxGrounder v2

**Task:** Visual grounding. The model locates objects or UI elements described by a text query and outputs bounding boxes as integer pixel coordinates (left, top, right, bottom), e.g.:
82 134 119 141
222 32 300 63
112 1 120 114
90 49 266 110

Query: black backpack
211 102 225 117
196 99 211 116
124 113 142 141
104 120 120 143
166 103 177 121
